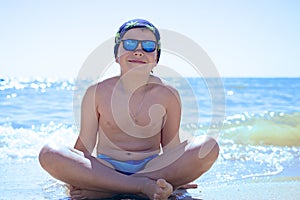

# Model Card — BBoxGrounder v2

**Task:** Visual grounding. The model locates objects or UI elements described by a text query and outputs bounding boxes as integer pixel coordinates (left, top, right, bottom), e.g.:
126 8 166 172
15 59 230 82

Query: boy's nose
133 43 144 57
133 50 144 57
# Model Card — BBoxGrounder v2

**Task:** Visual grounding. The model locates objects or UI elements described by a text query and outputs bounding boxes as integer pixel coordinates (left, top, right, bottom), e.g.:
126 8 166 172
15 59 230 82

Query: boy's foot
142 178 173 200
155 179 173 200
68 185 114 200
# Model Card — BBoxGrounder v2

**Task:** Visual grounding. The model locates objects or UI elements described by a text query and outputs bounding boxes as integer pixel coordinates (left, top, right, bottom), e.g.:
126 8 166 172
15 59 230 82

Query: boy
39 19 219 200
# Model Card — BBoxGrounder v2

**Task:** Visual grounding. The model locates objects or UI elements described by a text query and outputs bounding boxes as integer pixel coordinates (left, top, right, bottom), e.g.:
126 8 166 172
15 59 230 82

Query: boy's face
117 28 157 74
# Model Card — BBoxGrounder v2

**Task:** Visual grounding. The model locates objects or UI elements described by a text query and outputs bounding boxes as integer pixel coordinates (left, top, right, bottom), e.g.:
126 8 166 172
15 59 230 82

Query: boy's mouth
128 59 147 64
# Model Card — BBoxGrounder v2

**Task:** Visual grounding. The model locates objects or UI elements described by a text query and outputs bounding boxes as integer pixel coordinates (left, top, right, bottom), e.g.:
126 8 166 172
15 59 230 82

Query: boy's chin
126 64 154 72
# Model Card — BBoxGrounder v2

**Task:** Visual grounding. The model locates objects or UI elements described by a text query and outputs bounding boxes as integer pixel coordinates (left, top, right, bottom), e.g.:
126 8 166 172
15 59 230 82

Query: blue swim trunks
97 154 158 175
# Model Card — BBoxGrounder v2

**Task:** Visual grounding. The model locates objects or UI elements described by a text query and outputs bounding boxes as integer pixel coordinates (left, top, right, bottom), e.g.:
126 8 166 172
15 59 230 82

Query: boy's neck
119 69 151 93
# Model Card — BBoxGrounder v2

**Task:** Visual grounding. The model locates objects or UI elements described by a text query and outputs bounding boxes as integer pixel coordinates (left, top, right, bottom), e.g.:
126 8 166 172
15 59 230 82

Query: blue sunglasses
122 39 157 52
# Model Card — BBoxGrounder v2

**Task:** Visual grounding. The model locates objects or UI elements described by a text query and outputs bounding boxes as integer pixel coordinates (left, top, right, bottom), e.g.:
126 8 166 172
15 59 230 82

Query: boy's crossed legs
39 136 219 200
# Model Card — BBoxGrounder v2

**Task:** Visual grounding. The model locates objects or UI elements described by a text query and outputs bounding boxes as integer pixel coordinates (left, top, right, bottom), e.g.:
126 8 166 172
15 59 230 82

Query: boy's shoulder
84 77 119 96
88 76 119 90
149 75 179 96
98 76 119 87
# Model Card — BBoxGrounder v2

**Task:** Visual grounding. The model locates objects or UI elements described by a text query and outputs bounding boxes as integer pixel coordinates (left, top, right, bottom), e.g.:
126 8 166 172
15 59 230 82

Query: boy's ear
115 57 119 63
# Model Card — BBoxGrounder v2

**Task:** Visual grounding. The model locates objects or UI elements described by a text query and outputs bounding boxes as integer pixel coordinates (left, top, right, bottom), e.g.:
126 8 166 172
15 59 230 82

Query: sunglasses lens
123 39 138 51
142 41 156 52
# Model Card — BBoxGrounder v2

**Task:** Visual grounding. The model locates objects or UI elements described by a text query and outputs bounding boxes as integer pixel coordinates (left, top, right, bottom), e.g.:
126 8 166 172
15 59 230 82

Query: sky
0 0 300 78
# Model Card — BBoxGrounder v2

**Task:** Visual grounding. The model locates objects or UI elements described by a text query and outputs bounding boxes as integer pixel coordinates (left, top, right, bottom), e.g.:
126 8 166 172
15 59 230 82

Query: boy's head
114 19 161 63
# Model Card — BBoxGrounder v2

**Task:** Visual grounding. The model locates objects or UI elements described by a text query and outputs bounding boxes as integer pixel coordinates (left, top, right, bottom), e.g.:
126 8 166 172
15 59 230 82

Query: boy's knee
198 136 219 161
38 143 64 169
39 144 52 167
208 137 219 158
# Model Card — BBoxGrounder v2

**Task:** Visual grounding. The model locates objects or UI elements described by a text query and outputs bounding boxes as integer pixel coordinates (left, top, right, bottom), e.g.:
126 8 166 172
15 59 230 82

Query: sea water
0 77 300 198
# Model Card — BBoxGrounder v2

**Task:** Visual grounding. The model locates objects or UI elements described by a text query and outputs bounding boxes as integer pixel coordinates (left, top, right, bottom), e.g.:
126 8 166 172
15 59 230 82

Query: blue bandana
114 19 161 63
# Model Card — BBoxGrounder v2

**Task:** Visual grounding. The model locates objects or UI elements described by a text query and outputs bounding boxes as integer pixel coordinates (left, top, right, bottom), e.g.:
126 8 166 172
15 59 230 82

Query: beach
192 179 300 200
1 160 299 199
0 77 299 199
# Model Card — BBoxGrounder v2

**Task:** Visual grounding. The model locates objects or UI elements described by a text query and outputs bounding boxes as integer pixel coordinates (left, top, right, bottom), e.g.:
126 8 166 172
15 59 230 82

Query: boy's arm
74 85 99 156
161 87 182 151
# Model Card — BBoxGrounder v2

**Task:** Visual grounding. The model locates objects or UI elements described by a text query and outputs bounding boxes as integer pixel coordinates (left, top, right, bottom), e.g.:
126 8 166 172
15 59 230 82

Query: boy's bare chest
97 92 166 135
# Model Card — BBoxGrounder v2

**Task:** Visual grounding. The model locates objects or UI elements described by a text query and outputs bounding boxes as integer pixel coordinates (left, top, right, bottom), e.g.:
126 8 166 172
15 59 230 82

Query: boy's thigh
141 141 188 173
